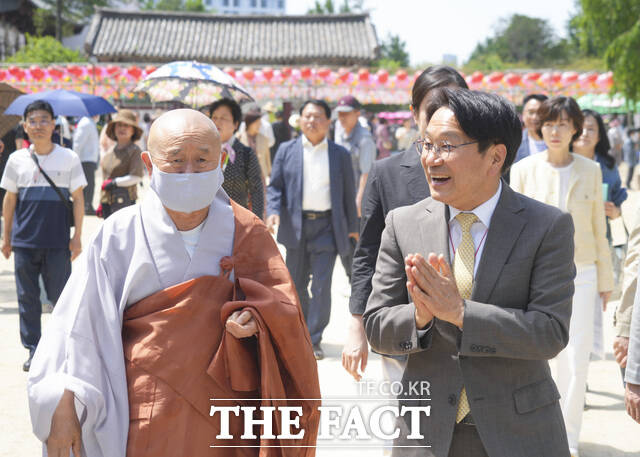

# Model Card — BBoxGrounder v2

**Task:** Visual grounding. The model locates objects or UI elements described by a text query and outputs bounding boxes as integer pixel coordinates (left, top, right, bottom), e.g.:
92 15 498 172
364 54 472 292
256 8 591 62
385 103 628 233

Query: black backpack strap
30 150 73 212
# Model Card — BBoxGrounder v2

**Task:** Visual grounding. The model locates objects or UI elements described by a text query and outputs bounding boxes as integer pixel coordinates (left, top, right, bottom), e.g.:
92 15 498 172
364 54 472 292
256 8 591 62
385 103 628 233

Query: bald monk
27 109 320 457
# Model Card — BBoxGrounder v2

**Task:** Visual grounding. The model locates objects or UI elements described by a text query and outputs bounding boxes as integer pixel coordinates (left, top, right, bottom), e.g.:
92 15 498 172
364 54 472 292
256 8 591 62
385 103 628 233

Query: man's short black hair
522 93 548 108
424 88 522 173
209 98 242 130
299 99 331 119
24 100 55 120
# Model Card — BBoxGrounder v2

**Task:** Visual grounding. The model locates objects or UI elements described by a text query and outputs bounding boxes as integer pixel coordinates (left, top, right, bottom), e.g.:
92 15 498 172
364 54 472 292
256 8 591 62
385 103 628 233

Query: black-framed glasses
414 139 478 159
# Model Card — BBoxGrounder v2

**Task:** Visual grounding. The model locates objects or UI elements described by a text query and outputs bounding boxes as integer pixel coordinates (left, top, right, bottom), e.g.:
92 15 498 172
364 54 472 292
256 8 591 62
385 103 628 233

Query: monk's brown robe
122 202 321 456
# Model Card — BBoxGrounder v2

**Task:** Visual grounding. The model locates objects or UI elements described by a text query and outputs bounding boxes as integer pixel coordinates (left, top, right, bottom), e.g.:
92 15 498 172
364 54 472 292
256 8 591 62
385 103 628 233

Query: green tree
38 0 112 23
573 0 640 102
307 0 366 14
142 0 205 11
4 35 86 64
378 34 409 68
466 14 569 69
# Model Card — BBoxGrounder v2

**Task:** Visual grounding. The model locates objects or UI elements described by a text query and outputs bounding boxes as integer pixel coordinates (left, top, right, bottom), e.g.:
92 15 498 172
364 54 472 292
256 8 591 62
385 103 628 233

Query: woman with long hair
511 97 614 457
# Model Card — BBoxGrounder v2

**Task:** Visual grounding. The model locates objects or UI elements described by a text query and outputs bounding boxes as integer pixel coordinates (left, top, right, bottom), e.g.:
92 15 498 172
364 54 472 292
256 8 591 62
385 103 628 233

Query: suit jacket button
448 394 457 406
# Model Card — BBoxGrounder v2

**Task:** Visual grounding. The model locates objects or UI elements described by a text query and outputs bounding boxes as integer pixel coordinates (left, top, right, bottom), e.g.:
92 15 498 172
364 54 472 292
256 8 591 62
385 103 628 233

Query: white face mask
150 164 224 213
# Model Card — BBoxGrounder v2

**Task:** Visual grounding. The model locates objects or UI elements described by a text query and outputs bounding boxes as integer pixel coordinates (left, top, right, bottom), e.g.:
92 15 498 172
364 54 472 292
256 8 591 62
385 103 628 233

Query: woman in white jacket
510 96 613 457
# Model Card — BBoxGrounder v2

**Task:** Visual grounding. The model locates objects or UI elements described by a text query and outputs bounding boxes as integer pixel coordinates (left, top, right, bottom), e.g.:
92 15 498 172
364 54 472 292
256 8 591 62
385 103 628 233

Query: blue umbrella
4 89 117 117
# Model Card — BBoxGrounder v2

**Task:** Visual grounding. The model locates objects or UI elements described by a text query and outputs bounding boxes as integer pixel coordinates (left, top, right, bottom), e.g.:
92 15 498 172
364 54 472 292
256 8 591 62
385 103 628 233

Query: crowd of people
0 64 639 457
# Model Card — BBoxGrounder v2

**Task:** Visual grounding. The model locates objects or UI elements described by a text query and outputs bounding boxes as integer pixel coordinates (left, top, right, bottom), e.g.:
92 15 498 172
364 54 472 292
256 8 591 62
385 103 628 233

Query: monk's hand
226 309 258 338
405 254 434 329
341 314 368 381
626 382 640 424
407 253 464 329
48 389 83 457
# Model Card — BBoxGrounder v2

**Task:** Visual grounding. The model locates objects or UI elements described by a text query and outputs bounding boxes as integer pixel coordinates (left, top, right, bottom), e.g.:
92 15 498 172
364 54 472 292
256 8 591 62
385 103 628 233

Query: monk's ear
141 151 153 176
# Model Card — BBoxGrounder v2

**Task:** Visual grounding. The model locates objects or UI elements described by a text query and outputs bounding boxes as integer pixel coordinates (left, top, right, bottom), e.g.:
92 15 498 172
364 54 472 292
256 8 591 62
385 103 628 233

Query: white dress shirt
447 181 503 276
72 116 100 163
302 135 331 211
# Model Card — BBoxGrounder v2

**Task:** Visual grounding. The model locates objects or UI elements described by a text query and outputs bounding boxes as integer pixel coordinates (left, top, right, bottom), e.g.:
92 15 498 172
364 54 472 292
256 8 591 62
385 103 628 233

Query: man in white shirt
72 116 100 215
364 88 575 456
267 99 358 359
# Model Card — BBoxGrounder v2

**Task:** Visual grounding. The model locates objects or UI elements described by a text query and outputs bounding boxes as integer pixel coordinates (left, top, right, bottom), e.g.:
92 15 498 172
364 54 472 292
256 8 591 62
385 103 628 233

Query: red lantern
376 69 388 84
301 67 312 79
106 65 121 76
127 66 142 79
524 72 541 82
317 67 331 80
262 67 274 81
504 73 521 87
281 67 292 79
145 65 157 74
561 71 578 85
358 68 369 82
66 64 82 77
242 67 255 81
29 65 45 81
597 72 613 89
223 67 236 78
48 66 64 80
0 69 7 81
551 73 562 84
396 69 408 81
337 68 350 83
470 71 484 84
8 65 22 77
487 72 503 84
587 73 598 83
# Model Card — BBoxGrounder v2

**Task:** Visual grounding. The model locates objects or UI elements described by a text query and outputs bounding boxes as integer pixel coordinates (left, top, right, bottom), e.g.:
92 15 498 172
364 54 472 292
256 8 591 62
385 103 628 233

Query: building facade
205 0 285 14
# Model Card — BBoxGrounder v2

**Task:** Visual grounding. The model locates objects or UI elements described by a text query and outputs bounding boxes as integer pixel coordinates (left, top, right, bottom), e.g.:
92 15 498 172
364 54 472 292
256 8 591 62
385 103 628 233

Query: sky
288 0 578 66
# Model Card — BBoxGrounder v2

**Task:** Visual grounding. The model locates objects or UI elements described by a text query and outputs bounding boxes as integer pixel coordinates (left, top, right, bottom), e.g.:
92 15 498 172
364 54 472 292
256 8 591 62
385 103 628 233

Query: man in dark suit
267 99 358 359
342 66 468 381
364 88 574 456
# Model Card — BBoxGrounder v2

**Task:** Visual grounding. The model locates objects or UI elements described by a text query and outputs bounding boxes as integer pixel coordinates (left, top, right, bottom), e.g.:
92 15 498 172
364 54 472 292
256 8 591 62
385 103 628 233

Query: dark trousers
14 247 70 353
285 216 337 345
81 161 97 211
447 423 489 457
627 164 636 188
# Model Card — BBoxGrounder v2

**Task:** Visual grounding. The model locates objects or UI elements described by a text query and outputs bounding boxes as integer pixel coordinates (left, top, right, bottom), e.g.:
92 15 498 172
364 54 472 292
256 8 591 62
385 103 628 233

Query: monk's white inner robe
27 188 234 457
179 220 206 259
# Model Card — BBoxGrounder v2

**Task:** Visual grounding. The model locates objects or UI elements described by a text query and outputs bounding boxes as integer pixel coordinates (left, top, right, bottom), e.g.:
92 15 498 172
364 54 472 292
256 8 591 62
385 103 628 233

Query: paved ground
1 187 640 456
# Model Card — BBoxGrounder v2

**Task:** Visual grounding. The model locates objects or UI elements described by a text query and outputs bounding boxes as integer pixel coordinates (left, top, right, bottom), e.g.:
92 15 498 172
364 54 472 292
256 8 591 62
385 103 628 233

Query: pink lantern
596 72 613 89
377 69 389 84
538 72 552 85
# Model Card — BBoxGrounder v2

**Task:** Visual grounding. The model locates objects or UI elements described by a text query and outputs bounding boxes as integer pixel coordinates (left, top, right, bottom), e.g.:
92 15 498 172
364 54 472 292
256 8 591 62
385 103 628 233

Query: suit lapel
294 138 304 204
400 145 430 202
473 185 526 303
327 142 340 210
418 198 450 264
564 156 580 209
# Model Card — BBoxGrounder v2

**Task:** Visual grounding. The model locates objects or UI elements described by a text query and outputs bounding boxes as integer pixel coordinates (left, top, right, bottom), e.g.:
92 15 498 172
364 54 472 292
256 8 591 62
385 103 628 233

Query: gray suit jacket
364 183 575 457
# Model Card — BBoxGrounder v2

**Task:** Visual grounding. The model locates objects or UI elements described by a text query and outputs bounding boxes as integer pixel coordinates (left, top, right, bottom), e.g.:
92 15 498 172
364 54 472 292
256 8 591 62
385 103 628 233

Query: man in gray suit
364 88 575 457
